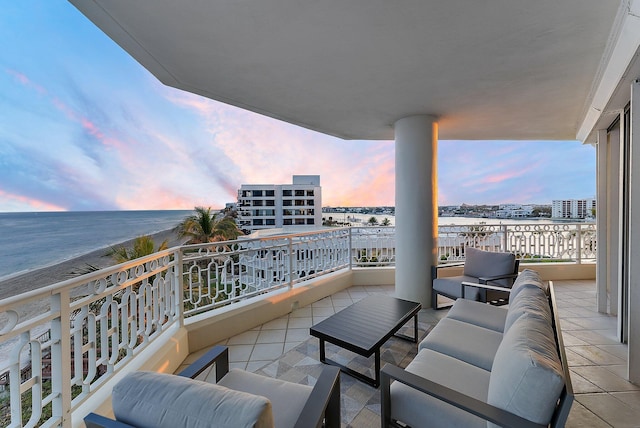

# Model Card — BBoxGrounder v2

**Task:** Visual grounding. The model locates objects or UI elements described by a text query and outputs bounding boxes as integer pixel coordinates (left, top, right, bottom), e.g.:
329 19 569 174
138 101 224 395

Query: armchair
432 247 519 309
85 345 341 428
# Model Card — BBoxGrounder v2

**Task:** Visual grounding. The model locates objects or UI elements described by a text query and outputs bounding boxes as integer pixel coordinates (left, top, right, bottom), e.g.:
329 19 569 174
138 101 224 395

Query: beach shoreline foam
0 228 188 300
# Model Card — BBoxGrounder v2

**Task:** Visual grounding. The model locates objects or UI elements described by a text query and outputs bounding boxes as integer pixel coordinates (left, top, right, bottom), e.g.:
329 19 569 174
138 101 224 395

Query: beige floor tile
565 401 612 428
596 344 628 360
331 298 354 308
288 316 313 328
562 332 589 346
261 317 289 330
312 297 333 307
349 291 371 299
566 348 599 366
313 315 330 323
251 343 285 361
290 307 312 318
568 329 620 346
576 393 640 427
569 370 604 393
570 345 626 366
256 328 287 343
227 344 254 362
246 360 271 373
286 328 311 342
611 391 640 411
284 341 302 352
229 361 248 371
572 366 640 392
331 291 352 299
227 330 259 345
312 306 336 316
604 364 629 379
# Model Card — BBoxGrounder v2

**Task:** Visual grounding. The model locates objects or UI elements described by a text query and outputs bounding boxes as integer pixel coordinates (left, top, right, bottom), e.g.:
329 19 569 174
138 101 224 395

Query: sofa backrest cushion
487 314 564 427
504 284 552 332
463 247 516 287
112 371 274 428
510 269 548 300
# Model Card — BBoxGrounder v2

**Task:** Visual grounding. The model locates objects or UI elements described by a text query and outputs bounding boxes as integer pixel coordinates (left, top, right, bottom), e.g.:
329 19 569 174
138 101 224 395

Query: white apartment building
237 175 322 232
552 198 596 219
495 204 534 218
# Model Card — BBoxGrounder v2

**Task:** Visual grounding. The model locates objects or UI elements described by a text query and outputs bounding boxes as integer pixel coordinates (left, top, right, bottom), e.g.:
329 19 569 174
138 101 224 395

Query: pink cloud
0 189 66 212
5 68 47 95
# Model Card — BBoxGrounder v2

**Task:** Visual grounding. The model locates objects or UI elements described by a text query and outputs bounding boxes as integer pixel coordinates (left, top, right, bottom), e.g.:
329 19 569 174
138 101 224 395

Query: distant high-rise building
237 175 322 232
551 198 596 219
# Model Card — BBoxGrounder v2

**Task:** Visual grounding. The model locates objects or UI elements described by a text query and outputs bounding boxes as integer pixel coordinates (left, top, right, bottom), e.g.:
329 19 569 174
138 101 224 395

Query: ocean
0 210 193 281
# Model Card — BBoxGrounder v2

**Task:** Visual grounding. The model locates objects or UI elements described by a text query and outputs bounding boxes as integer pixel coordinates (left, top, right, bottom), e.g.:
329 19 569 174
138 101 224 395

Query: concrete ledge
352 267 395 285
435 262 596 281
523 262 596 281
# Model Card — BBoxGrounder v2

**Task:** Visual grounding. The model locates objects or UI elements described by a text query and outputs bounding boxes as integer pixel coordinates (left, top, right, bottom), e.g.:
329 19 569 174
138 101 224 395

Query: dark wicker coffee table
309 295 421 387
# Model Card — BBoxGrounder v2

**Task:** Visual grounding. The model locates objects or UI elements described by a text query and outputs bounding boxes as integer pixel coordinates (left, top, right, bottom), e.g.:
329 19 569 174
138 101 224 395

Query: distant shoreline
0 228 188 300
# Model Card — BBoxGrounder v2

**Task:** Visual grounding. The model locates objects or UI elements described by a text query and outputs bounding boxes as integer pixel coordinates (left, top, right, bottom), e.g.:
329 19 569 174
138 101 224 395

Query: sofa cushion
390 349 490 428
504 285 552 332
463 247 516 287
433 275 484 300
219 368 312 428
419 318 503 371
509 268 548 300
487 314 565 427
113 371 274 428
446 299 508 333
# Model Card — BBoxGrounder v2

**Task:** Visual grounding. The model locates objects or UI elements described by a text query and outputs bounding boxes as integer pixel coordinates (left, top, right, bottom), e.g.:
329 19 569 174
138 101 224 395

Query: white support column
628 80 640 383
394 115 438 307
596 129 608 313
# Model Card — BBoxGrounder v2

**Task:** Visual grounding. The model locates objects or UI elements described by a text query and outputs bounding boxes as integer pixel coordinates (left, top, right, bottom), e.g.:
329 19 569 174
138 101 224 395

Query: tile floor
179 280 640 427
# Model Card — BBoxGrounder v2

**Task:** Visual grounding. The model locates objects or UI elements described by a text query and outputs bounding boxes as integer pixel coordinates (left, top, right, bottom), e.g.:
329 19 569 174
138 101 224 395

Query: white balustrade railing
0 249 181 427
0 222 595 426
181 228 351 317
437 222 596 263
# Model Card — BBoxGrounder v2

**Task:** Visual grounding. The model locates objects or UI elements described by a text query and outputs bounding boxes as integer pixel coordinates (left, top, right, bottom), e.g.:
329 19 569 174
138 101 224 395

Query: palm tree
176 206 243 244
367 216 379 226
381 217 391 226
110 235 169 263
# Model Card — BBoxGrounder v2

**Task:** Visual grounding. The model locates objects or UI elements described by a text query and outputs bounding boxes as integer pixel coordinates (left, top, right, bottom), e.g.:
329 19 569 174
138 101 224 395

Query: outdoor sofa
382 269 574 427
84 345 341 428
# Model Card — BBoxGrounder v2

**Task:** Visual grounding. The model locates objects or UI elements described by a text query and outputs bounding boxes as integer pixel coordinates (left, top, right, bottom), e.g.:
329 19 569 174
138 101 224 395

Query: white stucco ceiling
69 0 621 141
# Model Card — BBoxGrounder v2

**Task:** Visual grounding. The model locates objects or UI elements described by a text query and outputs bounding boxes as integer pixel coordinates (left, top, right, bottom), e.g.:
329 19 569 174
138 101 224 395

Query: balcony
1 224 630 427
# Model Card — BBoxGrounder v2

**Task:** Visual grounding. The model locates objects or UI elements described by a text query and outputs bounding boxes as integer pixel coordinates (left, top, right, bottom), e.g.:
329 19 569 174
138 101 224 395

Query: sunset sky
0 1 596 212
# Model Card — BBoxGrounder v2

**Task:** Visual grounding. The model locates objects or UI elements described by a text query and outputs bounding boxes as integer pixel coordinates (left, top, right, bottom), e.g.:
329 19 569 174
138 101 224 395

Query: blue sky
0 1 596 212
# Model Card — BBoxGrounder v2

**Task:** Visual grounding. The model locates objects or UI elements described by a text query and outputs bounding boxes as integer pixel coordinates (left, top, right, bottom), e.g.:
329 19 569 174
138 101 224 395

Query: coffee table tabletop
310 294 421 387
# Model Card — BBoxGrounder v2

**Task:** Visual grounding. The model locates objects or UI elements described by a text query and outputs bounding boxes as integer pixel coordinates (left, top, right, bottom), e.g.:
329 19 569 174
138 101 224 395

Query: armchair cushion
433 275 483 300
112 371 274 428
463 247 516 287
487 314 565 427
219 368 312 428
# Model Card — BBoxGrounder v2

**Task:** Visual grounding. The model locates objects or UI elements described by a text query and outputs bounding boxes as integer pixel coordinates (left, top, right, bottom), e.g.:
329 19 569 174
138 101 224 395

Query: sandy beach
0 228 189 301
